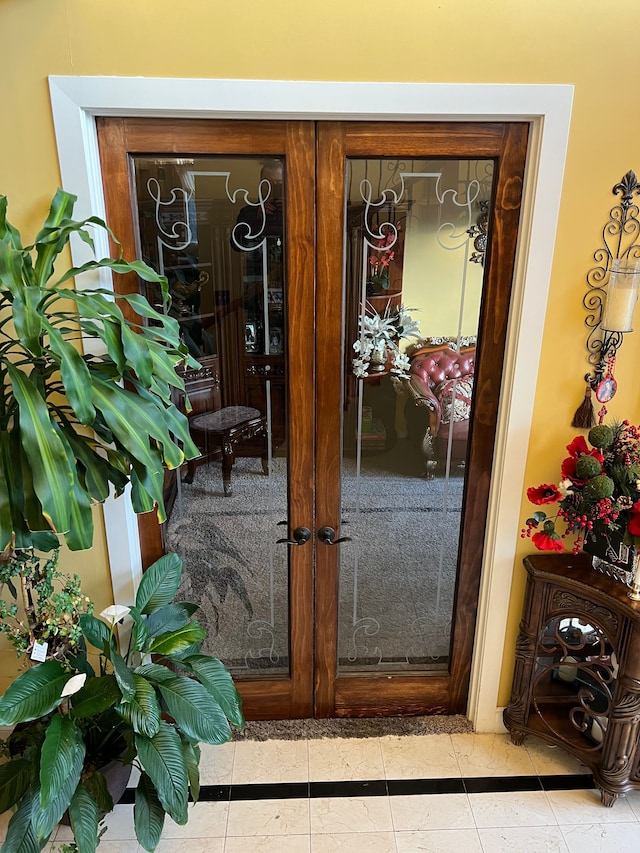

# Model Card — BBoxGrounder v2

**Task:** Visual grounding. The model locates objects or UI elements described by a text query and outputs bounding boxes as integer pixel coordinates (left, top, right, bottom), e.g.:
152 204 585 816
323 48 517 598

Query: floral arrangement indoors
522 421 640 555
352 303 420 379
366 229 396 293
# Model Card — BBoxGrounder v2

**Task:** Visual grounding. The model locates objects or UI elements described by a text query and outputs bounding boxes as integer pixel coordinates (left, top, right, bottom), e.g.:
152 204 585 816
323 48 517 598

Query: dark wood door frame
97 118 317 719
97 117 528 720
314 121 529 717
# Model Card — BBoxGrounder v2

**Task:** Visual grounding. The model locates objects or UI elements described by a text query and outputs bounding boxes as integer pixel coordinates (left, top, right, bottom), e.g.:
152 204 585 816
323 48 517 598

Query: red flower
527 484 562 505
628 501 640 536
532 530 565 552
566 436 589 457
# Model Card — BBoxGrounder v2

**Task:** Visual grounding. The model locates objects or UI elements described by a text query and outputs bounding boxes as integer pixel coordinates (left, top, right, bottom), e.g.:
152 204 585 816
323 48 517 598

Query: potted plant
522 421 640 578
352 302 420 378
0 190 243 851
0 188 200 551
0 548 243 853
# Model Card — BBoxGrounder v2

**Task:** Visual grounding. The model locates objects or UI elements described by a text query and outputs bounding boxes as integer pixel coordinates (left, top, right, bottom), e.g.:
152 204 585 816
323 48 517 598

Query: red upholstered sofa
405 341 475 475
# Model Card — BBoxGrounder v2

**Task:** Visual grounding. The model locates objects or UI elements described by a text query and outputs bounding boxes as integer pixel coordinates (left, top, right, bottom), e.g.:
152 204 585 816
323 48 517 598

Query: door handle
318 526 352 546
276 526 311 546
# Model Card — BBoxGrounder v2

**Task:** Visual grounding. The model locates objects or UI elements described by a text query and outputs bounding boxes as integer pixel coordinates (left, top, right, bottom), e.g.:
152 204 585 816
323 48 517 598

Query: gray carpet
233 715 473 740
167 440 464 675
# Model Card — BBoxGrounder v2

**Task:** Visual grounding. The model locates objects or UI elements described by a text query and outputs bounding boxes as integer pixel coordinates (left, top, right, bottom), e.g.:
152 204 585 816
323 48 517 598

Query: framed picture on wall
245 322 258 352
269 327 282 353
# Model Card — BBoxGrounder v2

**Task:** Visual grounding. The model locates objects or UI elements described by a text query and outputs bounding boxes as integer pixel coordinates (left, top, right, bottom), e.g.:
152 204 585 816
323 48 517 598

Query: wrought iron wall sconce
572 170 640 428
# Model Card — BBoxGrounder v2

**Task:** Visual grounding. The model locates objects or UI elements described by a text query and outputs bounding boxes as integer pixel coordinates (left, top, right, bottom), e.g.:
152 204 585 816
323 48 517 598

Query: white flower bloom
352 305 419 379
558 479 574 497
100 604 131 625
61 673 87 698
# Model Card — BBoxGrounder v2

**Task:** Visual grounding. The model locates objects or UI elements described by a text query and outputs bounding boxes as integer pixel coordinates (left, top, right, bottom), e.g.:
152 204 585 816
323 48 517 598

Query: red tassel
571 383 596 429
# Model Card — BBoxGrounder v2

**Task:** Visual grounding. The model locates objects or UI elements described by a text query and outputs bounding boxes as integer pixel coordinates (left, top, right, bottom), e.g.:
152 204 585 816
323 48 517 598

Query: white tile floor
12 732 640 852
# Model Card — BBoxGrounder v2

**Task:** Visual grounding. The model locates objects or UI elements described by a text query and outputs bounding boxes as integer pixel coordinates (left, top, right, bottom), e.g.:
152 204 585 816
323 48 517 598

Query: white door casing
48 76 574 730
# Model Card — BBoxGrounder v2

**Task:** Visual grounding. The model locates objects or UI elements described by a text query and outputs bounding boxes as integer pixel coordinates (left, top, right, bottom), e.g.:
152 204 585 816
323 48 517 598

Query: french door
97 118 527 719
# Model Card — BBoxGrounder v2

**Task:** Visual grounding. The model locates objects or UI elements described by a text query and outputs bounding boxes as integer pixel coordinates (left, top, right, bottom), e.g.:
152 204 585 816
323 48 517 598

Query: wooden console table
504 552 640 806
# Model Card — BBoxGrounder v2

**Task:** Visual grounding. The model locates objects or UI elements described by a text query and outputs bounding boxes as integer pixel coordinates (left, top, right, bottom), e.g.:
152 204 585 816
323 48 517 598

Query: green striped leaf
43 322 94 424
134 772 165 853
135 553 183 614
31 779 73 843
70 674 120 719
79 613 114 653
6 362 71 536
181 655 244 728
39 715 85 809
181 735 200 803
68 784 99 853
145 603 197 639
0 759 31 814
115 674 161 737
33 189 78 288
147 624 206 657
0 194 24 247
157 676 231 745
135 721 188 825
120 324 153 388
0 661 67 725
111 651 136 703
11 285 43 356
0 435 15 551
0 791 42 853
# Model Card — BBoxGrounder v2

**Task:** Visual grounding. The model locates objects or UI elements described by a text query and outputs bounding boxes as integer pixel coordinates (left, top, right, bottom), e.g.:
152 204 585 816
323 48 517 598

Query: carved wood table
184 405 268 496
504 552 640 806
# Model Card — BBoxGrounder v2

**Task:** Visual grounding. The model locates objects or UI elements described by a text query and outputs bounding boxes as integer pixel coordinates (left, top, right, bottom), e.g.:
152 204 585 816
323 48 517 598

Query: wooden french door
97 118 528 720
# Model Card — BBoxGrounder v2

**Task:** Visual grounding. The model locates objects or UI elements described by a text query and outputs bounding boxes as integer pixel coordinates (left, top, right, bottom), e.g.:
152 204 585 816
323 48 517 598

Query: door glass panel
339 158 494 675
131 155 289 676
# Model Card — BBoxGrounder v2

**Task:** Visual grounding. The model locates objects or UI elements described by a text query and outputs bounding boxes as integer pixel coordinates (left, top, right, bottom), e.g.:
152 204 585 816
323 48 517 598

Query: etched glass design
338 158 493 674
131 156 289 676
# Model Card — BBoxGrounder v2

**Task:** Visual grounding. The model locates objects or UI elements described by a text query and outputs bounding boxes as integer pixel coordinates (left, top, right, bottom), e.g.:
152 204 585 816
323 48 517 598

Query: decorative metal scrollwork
582 170 640 388
467 200 489 265
532 615 617 752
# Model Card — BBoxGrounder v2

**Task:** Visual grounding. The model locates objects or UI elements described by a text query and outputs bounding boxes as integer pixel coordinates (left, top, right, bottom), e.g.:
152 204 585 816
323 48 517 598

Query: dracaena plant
0 189 200 551
0 552 244 853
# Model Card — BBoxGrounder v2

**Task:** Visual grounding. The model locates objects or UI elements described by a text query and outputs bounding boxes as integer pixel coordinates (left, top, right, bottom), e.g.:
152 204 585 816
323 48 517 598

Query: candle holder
628 553 640 601
572 170 640 427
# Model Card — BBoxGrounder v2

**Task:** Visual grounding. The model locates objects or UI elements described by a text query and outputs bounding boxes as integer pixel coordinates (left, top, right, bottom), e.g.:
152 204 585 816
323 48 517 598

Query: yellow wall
3 0 640 707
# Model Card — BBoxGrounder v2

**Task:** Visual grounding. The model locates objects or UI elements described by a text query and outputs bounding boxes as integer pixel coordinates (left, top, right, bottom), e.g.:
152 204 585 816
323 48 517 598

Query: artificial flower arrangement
352 302 421 379
366 229 396 293
522 421 640 555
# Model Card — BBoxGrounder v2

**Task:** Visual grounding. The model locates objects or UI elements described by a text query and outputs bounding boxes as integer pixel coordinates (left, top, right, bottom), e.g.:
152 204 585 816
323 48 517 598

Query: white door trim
48 76 573 730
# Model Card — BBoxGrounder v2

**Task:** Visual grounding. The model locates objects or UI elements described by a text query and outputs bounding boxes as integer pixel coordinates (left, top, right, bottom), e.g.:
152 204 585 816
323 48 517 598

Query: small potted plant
0 548 243 853
522 421 640 583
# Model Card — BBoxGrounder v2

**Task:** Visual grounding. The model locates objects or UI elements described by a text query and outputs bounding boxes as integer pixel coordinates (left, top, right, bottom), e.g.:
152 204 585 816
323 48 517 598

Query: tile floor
10 731 640 852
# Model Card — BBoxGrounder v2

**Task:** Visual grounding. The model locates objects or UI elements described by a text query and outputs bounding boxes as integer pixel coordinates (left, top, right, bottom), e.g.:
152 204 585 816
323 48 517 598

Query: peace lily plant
0 550 243 853
0 191 244 852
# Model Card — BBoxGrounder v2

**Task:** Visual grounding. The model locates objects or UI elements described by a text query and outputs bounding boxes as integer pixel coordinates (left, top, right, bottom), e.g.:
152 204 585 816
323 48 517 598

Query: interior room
3 1 640 851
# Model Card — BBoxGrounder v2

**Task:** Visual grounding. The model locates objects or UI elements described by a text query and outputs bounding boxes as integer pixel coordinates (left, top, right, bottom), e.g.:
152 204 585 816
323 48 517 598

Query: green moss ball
575 455 602 479
588 424 614 449
585 474 615 500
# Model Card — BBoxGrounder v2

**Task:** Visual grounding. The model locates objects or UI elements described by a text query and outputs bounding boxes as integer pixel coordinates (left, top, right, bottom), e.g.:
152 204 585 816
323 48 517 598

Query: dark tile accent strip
464 776 542 794
388 778 465 796
539 774 596 791
120 773 597 806
197 785 231 802
230 782 309 801
311 780 388 798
